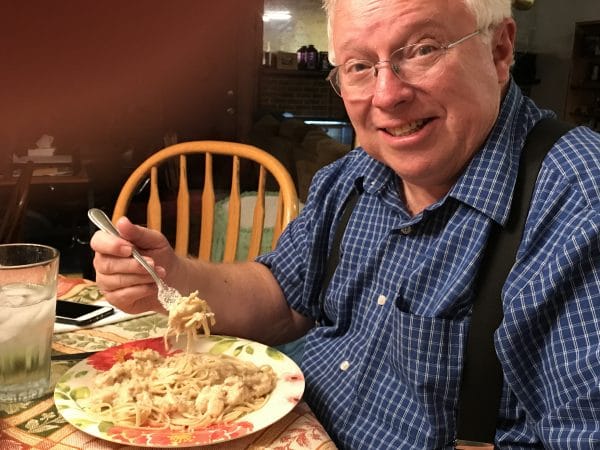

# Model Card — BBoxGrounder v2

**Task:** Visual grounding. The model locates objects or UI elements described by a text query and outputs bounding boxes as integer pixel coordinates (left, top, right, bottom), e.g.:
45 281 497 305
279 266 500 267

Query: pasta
82 291 277 429
84 348 276 429
165 290 216 352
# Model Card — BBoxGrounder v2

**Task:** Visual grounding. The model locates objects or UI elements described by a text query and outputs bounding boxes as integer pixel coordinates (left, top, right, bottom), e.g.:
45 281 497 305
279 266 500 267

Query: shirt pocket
388 307 467 428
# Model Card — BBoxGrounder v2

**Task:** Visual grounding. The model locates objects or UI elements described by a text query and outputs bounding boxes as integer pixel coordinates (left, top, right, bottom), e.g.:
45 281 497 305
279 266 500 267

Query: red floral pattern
106 421 254 446
87 337 177 371
0 430 27 450
57 276 86 297
283 373 305 382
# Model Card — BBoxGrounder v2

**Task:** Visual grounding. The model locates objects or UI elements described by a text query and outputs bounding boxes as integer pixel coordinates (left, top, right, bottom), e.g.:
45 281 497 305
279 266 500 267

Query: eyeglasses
327 30 481 98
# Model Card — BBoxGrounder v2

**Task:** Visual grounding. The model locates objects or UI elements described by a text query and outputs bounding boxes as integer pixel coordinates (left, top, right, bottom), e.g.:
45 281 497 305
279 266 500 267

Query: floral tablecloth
0 276 337 450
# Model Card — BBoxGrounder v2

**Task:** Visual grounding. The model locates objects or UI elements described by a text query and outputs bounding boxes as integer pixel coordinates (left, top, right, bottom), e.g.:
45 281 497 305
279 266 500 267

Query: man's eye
344 61 372 74
407 43 441 59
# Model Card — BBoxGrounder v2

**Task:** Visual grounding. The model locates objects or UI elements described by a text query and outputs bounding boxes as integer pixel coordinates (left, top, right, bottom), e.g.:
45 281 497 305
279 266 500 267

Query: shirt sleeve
496 128 600 447
257 151 364 320
256 210 313 318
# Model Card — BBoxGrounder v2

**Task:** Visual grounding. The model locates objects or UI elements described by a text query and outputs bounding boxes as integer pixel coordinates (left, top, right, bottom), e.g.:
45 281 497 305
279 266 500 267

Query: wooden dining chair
112 141 299 262
0 161 34 244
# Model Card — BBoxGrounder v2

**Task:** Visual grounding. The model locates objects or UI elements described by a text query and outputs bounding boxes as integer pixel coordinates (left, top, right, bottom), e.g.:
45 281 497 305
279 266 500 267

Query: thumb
115 216 168 251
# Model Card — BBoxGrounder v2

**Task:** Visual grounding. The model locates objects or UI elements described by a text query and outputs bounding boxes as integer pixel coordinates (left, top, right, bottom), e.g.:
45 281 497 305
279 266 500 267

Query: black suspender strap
456 118 574 444
318 188 361 325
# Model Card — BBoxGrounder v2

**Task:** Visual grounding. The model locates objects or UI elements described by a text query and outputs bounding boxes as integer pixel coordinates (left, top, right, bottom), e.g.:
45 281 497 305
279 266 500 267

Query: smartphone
55 300 115 326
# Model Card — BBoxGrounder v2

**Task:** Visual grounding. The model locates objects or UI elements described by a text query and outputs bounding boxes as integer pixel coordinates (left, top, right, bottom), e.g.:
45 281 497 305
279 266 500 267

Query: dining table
0 275 337 450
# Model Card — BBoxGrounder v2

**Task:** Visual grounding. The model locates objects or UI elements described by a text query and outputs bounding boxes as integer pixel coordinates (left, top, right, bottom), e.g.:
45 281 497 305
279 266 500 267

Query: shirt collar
357 156 395 195
448 80 549 225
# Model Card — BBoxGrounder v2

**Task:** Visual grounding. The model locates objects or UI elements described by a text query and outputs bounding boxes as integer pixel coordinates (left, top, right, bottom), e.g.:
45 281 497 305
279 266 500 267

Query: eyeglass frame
327 29 482 97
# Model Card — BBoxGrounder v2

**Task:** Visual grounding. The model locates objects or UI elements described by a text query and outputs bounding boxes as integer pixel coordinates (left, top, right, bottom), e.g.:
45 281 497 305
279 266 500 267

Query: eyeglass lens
329 30 480 98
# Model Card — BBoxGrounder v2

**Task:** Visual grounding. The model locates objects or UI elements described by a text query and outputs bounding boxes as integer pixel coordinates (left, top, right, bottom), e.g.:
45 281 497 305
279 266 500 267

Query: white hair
322 0 513 64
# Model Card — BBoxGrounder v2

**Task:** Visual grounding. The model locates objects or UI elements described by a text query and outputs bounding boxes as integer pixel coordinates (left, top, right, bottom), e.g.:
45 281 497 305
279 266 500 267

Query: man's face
331 0 515 205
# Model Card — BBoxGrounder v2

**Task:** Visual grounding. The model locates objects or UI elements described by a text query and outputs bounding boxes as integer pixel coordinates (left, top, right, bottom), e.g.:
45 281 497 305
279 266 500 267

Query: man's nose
372 65 414 108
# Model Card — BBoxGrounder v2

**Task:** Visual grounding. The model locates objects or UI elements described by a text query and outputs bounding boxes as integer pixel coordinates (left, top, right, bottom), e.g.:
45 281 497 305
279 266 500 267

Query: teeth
386 120 426 137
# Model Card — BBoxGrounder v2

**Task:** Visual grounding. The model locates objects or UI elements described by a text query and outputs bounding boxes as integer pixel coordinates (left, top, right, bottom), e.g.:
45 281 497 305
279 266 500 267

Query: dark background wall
0 0 263 171
0 0 264 276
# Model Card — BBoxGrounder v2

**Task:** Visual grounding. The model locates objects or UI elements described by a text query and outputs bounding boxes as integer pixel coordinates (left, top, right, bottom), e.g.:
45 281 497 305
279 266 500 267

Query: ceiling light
263 10 292 22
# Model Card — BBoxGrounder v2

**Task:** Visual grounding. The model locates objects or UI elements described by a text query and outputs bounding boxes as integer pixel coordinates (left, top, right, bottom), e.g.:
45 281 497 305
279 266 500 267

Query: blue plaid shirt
258 81 600 449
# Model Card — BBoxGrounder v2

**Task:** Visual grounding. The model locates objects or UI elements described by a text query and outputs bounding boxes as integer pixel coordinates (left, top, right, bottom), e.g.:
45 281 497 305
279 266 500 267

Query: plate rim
54 335 305 448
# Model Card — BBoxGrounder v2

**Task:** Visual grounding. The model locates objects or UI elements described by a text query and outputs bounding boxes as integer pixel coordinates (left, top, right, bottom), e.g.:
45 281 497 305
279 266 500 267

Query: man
91 0 600 448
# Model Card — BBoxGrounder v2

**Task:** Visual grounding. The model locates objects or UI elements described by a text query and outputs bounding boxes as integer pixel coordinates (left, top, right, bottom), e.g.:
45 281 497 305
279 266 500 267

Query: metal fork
87 208 181 310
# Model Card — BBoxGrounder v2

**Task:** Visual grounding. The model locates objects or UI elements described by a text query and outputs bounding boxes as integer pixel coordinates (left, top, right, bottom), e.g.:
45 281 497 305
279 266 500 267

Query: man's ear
492 18 517 84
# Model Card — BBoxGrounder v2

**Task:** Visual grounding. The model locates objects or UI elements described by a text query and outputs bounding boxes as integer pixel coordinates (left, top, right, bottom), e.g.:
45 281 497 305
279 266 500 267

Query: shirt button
340 360 351 371
377 294 387 305
400 226 412 235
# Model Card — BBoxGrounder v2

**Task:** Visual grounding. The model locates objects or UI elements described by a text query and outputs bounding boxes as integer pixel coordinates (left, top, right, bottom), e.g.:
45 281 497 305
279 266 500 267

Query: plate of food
54 334 305 447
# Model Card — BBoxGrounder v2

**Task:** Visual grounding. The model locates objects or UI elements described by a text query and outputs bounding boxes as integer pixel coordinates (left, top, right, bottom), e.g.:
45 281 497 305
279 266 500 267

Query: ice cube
0 283 54 344
0 283 48 307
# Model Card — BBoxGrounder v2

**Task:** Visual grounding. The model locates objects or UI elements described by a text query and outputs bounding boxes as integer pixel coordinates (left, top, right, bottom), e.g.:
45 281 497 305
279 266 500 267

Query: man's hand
90 216 177 314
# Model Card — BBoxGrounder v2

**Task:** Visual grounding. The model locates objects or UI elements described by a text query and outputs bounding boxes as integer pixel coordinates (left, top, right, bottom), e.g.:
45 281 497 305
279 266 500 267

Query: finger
90 230 132 257
93 252 150 277
99 284 163 314
115 217 168 251
95 269 157 293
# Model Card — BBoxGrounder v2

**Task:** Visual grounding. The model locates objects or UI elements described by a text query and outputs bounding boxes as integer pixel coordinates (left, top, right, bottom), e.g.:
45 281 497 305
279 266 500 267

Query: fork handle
88 208 165 288
130 248 164 288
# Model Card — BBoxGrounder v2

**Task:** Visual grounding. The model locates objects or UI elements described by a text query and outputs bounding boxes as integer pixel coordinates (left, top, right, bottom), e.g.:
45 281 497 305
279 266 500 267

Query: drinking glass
0 243 59 402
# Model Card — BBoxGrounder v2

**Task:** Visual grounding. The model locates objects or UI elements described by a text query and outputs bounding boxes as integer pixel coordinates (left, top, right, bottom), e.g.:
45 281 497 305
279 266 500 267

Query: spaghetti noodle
165 290 216 351
82 291 277 429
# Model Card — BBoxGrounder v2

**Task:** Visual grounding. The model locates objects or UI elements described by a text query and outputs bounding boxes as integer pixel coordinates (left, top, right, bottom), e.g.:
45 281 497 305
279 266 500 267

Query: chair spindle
223 156 241 262
248 165 267 260
175 155 190 256
199 152 215 260
148 166 161 231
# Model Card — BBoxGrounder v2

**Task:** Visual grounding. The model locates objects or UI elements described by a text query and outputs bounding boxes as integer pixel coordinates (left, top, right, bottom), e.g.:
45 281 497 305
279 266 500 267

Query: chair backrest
0 161 34 244
113 141 299 262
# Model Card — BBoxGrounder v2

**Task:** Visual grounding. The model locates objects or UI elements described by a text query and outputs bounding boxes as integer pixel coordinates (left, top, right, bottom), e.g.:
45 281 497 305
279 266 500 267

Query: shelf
260 67 329 78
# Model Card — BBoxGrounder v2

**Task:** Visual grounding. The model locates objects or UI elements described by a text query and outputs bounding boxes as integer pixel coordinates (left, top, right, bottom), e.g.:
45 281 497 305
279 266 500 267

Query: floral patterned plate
54 335 305 447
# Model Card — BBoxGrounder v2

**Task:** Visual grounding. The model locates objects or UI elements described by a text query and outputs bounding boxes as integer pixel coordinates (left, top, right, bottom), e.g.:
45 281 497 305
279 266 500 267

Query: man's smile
383 118 432 137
